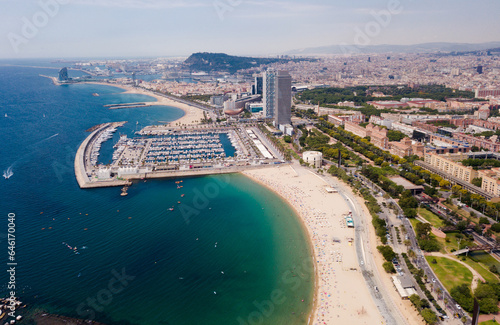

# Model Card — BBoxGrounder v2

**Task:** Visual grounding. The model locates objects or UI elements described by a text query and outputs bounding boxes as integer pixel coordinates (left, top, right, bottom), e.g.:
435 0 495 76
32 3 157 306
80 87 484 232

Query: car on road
438 314 449 320
456 304 461 310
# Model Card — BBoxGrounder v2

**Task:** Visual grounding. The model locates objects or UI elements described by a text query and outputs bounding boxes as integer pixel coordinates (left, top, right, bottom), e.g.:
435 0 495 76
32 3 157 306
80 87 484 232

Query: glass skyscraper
263 69 291 126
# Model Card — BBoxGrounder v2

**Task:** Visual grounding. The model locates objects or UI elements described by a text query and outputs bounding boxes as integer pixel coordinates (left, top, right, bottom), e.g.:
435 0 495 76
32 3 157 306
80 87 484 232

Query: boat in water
121 186 129 196
92 93 100 97
3 167 13 179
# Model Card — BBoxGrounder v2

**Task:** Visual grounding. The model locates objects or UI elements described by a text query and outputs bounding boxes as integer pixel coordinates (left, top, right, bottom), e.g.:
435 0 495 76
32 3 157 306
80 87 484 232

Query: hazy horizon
1 0 500 59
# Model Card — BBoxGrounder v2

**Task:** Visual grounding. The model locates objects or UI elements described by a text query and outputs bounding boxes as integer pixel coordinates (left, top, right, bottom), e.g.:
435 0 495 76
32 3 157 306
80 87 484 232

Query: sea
0 60 314 325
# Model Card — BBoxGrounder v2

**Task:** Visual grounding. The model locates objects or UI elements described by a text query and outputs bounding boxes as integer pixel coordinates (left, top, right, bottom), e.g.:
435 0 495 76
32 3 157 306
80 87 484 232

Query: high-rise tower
59 67 69 81
263 69 292 126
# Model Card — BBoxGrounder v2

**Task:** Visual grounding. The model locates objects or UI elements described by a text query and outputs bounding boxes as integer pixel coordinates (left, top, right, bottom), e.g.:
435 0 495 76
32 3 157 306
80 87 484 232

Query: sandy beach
244 164 385 325
84 81 205 126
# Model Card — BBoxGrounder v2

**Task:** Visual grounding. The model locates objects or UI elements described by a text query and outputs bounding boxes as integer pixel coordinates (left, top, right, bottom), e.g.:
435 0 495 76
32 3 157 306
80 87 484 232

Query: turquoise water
0 64 314 324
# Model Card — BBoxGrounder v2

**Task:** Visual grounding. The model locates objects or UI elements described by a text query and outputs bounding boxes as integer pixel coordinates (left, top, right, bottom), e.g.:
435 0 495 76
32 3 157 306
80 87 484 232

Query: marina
75 122 286 188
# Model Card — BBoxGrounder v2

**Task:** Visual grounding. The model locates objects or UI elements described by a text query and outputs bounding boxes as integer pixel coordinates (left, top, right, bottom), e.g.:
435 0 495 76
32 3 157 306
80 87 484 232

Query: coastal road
355 174 466 323
312 171 410 325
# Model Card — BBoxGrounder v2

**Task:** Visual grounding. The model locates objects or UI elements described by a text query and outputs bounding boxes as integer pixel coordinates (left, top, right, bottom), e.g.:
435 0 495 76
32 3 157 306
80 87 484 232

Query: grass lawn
480 320 499 325
425 256 473 292
432 233 498 283
418 207 445 228
469 251 500 273
439 232 475 253
461 256 499 284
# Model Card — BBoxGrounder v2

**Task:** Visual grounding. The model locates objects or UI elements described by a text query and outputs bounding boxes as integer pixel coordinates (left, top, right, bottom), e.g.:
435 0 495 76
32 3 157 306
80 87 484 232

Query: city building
263 69 277 119
303 151 323 168
344 121 370 138
210 95 226 107
59 67 69 81
453 133 500 152
389 138 424 158
424 153 478 183
263 69 292 126
452 118 500 131
367 101 409 110
406 99 442 108
389 177 424 195
476 88 500 99
392 275 418 300
248 103 263 113
476 105 491 120
391 122 416 137
369 116 393 129
412 121 439 133
366 124 389 149
337 101 356 108
429 133 470 147
478 168 500 197
275 70 292 126
328 114 365 126
425 145 471 155
223 95 261 111
252 76 263 95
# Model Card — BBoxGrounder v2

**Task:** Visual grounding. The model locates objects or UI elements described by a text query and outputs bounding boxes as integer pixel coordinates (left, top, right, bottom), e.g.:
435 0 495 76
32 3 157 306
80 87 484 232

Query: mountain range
286 42 500 56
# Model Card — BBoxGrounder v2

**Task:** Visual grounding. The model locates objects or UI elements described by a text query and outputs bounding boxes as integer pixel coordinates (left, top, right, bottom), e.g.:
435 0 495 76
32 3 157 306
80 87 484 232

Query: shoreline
243 164 384 324
82 81 206 126
241 170 318 325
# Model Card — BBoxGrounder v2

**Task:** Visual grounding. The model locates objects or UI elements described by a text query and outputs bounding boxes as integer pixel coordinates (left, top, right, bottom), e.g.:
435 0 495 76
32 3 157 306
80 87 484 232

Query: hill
183 52 313 73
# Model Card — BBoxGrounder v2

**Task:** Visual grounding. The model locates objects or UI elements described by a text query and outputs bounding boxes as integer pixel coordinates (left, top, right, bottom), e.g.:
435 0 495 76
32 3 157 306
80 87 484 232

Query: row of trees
377 245 397 273
451 283 500 314
299 126 363 166
296 85 474 120
257 124 292 161
409 295 438 325
317 120 403 164
461 158 500 169
298 85 474 108
404 252 447 316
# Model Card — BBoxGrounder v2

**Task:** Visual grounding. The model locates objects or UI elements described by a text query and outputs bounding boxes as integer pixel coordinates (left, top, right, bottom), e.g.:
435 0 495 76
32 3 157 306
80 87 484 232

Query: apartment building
479 168 500 197
344 121 370 138
424 153 478 183
365 124 388 149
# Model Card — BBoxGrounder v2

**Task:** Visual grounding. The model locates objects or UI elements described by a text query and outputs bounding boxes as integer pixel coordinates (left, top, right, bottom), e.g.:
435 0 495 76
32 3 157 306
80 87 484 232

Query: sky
1 0 500 59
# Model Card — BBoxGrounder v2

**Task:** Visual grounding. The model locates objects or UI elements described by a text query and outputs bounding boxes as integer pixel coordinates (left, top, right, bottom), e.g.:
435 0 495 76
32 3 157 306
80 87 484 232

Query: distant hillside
183 52 313 73
286 42 500 55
